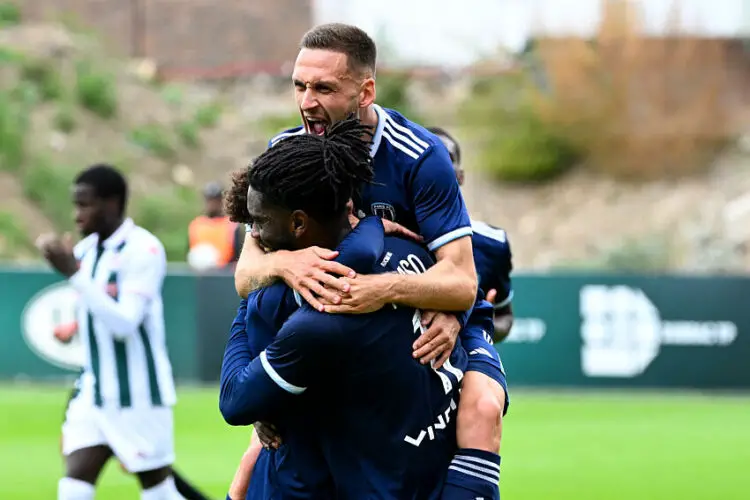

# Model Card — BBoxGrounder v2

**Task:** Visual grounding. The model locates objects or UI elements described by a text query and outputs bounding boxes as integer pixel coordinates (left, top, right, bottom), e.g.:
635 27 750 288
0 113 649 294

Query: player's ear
290 210 308 237
359 76 375 109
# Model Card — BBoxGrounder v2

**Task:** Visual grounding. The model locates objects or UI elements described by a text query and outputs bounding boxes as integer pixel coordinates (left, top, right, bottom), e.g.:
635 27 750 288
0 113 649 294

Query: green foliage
0 2 20 27
160 84 184 108
20 58 64 101
21 156 77 230
75 61 118 119
130 123 176 161
460 74 578 183
476 113 578 183
257 112 300 137
0 210 32 257
175 121 200 149
0 89 29 172
376 72 422 122
0 46 25 64
597 235 674 272
133 187 200 261
193 102 222 129
54 103 77 134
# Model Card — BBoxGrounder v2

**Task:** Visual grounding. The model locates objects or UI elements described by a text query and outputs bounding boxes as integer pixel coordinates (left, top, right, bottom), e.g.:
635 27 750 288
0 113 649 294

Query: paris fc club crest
371 202 396 221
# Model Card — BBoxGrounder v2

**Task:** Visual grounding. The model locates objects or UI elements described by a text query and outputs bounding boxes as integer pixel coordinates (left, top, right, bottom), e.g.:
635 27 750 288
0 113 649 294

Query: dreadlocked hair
225 162 251 224
248 117 375 221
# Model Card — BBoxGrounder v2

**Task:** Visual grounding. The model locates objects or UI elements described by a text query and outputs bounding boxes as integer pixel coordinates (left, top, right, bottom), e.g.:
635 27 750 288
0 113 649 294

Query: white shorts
62 392 175 473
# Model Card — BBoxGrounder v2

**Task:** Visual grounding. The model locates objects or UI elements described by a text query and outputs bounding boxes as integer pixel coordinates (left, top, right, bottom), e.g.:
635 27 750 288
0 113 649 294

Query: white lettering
380 252 393 267
396 254 428 275
660 321 737 346
506 318 547 343
404 398 458 447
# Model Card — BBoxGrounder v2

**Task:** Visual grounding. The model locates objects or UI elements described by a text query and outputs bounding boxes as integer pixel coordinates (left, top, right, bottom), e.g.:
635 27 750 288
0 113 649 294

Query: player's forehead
246 185 281 219
71 183 96 203
292 48 352 85
245 186 265 215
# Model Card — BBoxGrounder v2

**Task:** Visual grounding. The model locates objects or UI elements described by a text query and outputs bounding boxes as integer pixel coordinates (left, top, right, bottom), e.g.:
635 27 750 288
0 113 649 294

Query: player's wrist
380 272 405 304
270 250 293 282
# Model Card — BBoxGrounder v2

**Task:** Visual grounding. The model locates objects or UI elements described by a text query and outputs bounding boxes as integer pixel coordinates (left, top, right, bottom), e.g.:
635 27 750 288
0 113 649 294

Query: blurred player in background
428 126 515 342
187 181 245 272
54 329 210 499
37 164 182 500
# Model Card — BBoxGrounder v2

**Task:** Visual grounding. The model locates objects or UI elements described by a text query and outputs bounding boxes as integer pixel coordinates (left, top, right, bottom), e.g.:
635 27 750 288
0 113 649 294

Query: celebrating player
220 118 469 498
233 23 506 500
428 126 515 342
37 165 181 500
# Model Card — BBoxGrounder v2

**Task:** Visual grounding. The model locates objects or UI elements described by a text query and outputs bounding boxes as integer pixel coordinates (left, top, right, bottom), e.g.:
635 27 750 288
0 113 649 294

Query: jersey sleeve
245 283 300 358
488 240 514 309
219 302 292 426
260 312 339 392
219 310 340 425
410 146 472 252
119 240 167 298
335 216 385 272
68 238 165 339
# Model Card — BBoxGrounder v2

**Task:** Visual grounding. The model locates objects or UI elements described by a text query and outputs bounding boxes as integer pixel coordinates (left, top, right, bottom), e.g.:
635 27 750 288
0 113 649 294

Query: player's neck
317 219 352 250
97 217 125 242
359 105 378 129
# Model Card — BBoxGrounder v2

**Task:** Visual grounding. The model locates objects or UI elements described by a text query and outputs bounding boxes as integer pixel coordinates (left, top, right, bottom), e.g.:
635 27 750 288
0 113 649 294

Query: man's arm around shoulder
389 235 477 311
235 231 355 307
234 233 281 298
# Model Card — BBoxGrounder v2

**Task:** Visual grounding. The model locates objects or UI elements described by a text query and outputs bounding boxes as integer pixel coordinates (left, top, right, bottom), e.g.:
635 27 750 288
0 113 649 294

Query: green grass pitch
0 384 747 499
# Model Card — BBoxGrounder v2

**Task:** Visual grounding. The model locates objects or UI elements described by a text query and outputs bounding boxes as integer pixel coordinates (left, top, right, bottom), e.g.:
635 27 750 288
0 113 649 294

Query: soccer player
54 328 210 500
428 126 515 342
220 118 470 498
233 23 506 499
37 164 181 500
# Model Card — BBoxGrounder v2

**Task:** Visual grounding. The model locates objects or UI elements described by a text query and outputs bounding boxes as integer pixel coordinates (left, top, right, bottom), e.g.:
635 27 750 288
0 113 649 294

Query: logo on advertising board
21 283 84 370
580 285 737 378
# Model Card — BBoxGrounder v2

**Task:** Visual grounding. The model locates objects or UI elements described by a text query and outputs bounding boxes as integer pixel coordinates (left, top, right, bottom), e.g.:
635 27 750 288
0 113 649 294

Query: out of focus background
1 0 749 498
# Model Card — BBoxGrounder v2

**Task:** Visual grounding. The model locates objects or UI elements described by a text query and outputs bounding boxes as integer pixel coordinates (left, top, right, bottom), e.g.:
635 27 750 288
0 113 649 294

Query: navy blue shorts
461 324 510 415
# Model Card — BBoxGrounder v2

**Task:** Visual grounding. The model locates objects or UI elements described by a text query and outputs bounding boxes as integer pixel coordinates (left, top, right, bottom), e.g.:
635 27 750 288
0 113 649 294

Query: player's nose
300 89 318 111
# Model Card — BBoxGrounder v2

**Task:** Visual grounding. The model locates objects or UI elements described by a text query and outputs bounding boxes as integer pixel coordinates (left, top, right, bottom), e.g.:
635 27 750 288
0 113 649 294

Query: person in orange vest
187 182 244 270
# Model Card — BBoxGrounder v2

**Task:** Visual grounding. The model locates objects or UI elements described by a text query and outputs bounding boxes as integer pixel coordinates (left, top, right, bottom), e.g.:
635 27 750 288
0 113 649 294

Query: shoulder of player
122 225 167 261
268 126 305 148
251 282 298 328
381 235 435 268
379 107 444 162
73 234 97 259
279 308 354 347
471 220 511 255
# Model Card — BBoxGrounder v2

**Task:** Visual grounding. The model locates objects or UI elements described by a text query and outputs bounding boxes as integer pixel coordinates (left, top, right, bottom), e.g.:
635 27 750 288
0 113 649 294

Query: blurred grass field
0 384 748 499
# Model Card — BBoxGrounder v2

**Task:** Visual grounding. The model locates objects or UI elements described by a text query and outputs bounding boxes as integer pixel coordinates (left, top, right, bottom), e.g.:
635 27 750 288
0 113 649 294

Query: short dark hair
225 118 374 224
428 126 461 166
300 23 377 75
75 164 128 214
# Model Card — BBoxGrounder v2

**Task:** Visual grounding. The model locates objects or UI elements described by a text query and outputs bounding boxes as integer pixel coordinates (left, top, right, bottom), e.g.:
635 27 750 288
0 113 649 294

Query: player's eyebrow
292 78 338 91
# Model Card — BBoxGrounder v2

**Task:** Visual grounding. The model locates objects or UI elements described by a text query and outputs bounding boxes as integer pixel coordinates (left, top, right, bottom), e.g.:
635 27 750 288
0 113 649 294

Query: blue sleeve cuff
455 307 472 329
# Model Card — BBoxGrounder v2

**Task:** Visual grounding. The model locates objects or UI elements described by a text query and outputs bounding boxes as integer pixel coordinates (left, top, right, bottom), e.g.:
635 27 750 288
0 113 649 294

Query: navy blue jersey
471 220 513 309
221 217 467 499
269 105 472 253
239 286 332 500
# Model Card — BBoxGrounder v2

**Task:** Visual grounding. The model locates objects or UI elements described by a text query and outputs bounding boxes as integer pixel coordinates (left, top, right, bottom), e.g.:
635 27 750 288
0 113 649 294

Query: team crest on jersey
371 202 396 221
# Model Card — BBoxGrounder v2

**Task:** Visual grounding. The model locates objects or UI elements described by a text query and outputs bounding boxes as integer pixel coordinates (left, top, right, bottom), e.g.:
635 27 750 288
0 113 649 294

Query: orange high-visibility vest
188 215 237 266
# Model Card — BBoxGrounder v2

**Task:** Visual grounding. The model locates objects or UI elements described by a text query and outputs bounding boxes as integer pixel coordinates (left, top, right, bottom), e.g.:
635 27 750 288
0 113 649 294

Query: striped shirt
70 218 176 409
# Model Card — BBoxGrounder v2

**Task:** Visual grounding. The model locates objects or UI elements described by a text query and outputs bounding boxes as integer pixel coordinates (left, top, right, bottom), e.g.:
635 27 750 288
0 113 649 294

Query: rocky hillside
0 22 296 262
2 21 750 273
